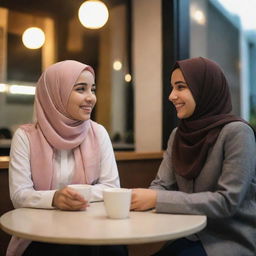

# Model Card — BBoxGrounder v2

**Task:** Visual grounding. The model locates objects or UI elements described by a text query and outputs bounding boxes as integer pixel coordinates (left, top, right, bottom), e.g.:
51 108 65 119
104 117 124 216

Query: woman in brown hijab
131 57 256 256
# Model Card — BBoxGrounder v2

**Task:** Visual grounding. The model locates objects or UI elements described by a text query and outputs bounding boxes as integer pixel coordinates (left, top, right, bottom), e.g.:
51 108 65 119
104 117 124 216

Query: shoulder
12 127 29 142
167 127 178 146
165 127 178 153
13 123 38 143
11 128 30 154
90 121 110 141
220 121 255 138
218 121 256 150
90 120 108 134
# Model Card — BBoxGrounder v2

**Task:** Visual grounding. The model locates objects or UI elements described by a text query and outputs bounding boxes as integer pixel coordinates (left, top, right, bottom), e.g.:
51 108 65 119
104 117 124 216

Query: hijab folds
21 60 100 190
171 57 246 179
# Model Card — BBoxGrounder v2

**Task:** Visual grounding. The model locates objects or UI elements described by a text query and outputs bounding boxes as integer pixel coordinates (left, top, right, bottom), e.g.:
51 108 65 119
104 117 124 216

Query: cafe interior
0 0 256 255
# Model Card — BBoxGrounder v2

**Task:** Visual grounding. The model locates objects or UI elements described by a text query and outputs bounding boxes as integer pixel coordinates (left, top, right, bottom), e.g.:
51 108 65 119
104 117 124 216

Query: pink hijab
20 60 100 190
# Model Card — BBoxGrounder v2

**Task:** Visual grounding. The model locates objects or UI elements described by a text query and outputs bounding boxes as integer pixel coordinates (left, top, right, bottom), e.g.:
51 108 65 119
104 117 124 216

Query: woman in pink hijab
8 60 127 256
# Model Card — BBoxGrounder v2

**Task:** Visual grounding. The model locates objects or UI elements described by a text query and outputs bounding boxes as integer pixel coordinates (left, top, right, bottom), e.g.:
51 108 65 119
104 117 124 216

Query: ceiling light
113 61 122 71
192 9 206 25
22 27 45 49
125 74 132 82
78 1 109 29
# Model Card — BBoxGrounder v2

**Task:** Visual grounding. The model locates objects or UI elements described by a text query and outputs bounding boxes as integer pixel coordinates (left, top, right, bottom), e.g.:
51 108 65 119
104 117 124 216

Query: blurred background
0 0 255 154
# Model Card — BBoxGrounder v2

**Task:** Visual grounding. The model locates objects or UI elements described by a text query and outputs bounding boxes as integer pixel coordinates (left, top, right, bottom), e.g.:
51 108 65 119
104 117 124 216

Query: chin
82 115 91 121
177 113 184 119
73 114 90 121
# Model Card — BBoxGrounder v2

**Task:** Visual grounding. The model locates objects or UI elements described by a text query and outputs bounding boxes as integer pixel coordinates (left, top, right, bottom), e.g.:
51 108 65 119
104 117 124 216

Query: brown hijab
171 57 247 179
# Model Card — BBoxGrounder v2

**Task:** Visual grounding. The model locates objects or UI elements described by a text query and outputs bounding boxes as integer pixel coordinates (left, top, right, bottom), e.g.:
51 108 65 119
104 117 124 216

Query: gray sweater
150 122 256 256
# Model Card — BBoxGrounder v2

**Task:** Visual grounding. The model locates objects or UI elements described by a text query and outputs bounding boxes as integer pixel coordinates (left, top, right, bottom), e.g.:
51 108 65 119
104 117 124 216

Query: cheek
67 95 79 112
188 98 196 115
93 95 97 105
185 92 195 106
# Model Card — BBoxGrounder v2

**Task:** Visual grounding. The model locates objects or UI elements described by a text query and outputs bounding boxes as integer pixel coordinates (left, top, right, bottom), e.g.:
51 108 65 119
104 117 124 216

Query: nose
85 91 94 102
169 89 177 102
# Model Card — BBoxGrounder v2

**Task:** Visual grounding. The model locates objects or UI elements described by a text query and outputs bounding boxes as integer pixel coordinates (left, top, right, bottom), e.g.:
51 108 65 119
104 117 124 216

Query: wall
132 0 162 151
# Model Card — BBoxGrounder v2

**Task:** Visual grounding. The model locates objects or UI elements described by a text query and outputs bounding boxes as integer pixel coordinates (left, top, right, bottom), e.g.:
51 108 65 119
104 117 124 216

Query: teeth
81 106 91 110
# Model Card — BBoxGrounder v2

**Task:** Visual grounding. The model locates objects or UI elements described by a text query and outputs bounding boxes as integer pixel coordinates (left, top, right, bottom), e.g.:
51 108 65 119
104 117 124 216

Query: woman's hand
131 188 157 211
52 187 88 211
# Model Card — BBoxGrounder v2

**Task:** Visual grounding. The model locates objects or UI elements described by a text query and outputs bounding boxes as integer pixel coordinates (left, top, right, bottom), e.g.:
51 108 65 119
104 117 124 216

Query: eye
91 86 96 94
177 85 186 90
75 86 85 93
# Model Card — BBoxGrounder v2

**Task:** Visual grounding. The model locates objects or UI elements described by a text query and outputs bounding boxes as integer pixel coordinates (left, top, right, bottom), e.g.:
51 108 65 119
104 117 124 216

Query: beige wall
132 0 162 151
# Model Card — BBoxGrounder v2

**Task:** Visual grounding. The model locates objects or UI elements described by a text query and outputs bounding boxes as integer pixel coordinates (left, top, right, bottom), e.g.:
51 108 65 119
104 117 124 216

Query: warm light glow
125 74 132 82
22 27 45 49
113 61 122 71
0 83 7 93
78 1 109 29
9 85 36 95
192 9 206 25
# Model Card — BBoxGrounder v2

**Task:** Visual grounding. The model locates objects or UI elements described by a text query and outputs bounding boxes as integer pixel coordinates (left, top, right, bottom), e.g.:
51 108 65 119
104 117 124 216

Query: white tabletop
0 202 206 245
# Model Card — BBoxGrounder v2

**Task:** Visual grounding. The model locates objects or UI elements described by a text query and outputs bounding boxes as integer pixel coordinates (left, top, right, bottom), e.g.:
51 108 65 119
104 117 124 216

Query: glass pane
0 0 134 152
189 0 256 128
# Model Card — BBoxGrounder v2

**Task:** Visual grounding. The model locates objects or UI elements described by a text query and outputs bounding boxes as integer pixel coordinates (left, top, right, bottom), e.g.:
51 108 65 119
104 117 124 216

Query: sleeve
149 129 178 191
9 128 56 209
89 125 120 202
155 123 256 218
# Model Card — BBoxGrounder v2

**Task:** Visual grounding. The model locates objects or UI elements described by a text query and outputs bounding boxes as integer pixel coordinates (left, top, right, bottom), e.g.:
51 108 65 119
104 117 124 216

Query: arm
155 122 256 218
131 130 177 210
89 125 120 201
9 128 56 209
9 129 87 210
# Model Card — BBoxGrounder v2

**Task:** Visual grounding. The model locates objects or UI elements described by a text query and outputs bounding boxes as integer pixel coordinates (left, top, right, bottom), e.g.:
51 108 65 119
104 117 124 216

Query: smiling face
169 68 196 119
66 70 96 121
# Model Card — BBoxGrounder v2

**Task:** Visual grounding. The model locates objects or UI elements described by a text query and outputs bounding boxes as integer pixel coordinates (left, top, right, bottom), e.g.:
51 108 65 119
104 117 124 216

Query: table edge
0 208 207 245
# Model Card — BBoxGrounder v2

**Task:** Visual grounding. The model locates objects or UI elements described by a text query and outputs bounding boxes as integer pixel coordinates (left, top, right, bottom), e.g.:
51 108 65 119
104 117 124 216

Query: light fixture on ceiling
113 60 122 71
125 74 132 82
78 0 109 29
22 27 45 49
191 8 206 25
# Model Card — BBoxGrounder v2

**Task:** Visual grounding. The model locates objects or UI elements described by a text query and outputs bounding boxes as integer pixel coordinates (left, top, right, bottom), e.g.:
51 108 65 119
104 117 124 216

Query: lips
174 103 185 110
80 105 92 112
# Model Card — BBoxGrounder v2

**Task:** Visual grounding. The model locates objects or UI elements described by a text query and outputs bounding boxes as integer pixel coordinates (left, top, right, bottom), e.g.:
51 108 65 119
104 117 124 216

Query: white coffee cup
67 184 92 202
103 188 132 219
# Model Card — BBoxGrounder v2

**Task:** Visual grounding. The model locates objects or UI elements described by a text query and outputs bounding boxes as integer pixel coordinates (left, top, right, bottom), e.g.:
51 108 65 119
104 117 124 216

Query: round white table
0 202 206 245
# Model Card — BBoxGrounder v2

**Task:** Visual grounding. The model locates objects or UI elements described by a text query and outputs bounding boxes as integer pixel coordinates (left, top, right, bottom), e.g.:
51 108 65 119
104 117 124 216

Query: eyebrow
174 81 187 85
73 82 96 87
170 80 187 88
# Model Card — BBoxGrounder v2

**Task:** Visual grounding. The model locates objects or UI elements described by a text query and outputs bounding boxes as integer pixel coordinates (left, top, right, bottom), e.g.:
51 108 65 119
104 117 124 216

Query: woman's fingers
65 187 86 202
130 188 157 211
52 187 88 210
65 195 87 209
